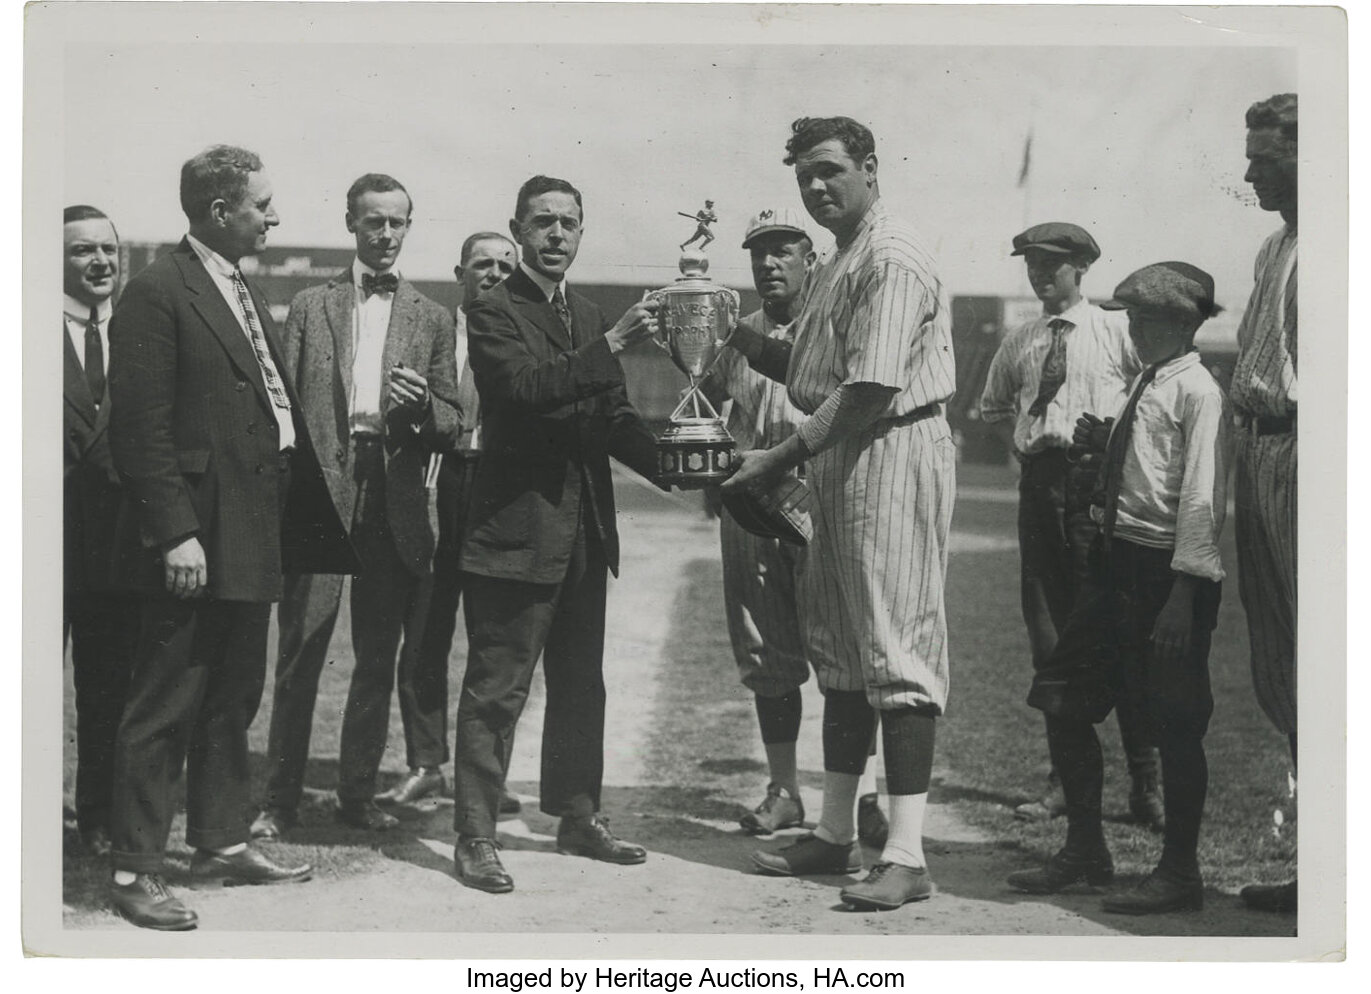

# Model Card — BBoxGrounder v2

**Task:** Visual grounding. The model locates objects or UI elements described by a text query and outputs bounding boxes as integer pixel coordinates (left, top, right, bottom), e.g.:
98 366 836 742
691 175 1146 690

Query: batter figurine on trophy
649 203 739 488
678 200 718 251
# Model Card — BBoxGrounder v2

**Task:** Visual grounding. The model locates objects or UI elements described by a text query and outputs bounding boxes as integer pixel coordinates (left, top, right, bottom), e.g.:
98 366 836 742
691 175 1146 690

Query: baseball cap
1099 261 1222 320
741 207 810 249
721 472 812 546
1010 222 1101 263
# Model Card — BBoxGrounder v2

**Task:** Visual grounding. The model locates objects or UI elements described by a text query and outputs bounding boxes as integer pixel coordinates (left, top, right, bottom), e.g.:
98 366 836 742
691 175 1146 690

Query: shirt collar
352 256 401 289
519 260 565 302
186 233 239 280
835 196 885 251
63 293 111 324
1047 297 1093 329
1149 348 1202 385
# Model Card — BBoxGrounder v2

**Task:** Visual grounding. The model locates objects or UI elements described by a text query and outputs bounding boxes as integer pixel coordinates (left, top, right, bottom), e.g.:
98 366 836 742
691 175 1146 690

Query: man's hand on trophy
606 296 661 354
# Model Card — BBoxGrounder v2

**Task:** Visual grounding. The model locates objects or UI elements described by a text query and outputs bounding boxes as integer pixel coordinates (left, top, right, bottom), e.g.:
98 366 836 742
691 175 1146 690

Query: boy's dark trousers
1028 536 1220 880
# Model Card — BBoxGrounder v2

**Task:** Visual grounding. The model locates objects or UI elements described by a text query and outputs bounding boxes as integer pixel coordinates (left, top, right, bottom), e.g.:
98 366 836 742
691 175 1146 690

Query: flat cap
1100 261 1221 319
1010 222 1101 262
741 207 810 249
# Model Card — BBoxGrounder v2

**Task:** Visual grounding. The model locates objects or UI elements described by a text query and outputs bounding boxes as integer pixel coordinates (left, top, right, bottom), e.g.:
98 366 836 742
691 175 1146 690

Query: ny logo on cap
759 209 773 221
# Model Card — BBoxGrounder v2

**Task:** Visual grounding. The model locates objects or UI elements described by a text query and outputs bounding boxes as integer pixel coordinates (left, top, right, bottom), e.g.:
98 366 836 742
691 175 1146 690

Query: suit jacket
64 326 122 594
278 268 461 576
107 238 358 602
460 267 658 583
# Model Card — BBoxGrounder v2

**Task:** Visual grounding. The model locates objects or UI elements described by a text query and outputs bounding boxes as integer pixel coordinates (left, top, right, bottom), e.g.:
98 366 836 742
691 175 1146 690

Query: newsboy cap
1099 261 1221 320
1010 222 1101 262
741 207 810 249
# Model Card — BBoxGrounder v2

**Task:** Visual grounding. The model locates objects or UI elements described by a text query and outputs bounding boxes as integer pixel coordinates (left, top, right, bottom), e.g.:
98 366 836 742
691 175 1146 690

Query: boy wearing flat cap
980 222 1162 829
1007 262 1231 915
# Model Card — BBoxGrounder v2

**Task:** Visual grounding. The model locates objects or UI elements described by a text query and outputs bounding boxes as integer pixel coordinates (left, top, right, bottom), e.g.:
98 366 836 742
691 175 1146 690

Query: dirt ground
57 467 1298 946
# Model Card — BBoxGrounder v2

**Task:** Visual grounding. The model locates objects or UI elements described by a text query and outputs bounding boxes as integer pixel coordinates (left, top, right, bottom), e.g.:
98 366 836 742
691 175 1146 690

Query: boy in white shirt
1007 262 1230 915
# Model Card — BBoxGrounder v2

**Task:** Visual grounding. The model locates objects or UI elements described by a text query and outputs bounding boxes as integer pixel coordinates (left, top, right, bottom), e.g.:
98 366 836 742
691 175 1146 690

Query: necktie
1097 363 1160 545
361 271 400 298
552 285 574 343
1027 317 1069 418
84 307 105 406
231 268 293 415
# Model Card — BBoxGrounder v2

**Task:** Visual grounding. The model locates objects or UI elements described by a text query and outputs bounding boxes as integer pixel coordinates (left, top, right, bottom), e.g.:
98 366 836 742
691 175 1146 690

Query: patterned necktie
231 268 293 414
1097 363 1160 545
552 285 574 343
1027 317 1069 418
84 307 105 406
361 271 399 298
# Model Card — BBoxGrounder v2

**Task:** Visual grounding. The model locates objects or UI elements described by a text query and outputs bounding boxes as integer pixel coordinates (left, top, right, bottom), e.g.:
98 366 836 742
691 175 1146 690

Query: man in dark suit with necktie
251 173 461 839
378 232 518 809
62 204 136 858
451 175 662 893
106 145 357 930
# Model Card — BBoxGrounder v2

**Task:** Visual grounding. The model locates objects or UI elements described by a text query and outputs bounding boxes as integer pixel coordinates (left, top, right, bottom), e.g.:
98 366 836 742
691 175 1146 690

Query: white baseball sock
880 792 928 868
813 771 861 845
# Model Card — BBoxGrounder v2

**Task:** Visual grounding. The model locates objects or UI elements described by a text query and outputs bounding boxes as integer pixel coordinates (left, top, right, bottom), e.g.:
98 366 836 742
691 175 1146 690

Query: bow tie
360 271 399 297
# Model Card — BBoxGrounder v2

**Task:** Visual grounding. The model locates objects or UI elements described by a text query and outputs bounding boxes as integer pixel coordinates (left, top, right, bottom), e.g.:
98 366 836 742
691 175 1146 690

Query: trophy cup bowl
649 252 739 490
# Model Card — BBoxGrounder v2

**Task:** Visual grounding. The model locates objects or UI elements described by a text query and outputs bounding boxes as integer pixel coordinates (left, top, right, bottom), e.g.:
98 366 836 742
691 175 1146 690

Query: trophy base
656 419 736 490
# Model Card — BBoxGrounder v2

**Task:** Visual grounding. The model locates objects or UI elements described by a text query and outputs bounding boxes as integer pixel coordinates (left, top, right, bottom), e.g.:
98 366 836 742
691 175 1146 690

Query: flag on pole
1017 130 1033 187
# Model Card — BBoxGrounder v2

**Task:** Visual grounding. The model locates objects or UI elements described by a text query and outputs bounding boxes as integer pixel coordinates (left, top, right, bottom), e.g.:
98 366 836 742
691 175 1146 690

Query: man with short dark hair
979 222 1162 829
62 204 136 859
724 117 957 911
450 175 662 893
251 172 461 839
106 145 356 930
1231 92 1299 916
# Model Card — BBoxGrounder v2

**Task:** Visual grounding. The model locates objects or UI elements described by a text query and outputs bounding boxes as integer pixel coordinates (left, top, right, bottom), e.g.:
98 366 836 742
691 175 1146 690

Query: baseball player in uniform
724 116 956 911
702 208 886 841
1231 93 1299 915
979 222 1163 829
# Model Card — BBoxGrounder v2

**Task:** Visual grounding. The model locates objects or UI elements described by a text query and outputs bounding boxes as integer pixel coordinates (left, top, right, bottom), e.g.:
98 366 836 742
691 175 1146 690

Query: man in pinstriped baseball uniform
723 116 957 910
1232 93 1298 916
702 207 886 841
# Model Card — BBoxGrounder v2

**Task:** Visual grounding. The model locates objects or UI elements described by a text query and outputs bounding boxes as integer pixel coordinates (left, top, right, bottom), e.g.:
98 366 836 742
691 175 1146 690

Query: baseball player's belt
882 402 942 428
1234 410 1295 436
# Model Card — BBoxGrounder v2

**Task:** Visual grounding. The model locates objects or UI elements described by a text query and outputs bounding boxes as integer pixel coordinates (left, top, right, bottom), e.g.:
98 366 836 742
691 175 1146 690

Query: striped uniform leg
806 416 957 712
720 508 811 696
1235 431 1298 735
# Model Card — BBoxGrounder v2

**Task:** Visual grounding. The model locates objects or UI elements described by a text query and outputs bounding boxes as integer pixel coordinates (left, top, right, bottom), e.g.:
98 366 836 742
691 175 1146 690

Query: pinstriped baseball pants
801 416 957 712
1235 430 1297 735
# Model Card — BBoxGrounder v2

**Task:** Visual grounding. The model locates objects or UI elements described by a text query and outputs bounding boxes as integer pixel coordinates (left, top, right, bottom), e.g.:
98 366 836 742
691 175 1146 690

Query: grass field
60 458 1296 926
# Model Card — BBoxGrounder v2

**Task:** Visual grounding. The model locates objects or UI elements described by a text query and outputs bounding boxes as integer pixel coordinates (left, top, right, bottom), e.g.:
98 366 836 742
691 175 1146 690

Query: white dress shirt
980 297 1141 456
186 234 295 450
1094 350 1231 582
454 308 482 452
350 257 398 435
518 260 565 303
63 293 112 376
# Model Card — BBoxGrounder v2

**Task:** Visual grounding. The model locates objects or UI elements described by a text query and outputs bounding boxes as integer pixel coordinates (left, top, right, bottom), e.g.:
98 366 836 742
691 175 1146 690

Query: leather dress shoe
336 799 400 831
752 833 861 877
1014 790 1067 822
109 873 198 931
840 862 934 910
556 815 647 864
190 845 312 887
857 793 889 848
1102 869 1204 915
499 790 523 816
740 783 804 835
455 836 513 893
375 768 446 806
1007 847 1114 894
250 807 296 841
80 826 113 858
1240 880 1297 914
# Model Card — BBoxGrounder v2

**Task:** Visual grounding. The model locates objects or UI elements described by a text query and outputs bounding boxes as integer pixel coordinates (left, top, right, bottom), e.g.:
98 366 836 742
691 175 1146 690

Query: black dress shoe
498 790 523 816
375 768 446 806
1103 869 1204 915
1007 847 1114 894
1240 880 1297 914
249 807 297 841
455 836 514 893
80 826 113 858
109 873 198 931
752 833 862 877
556 815 647 865
336 799 400 831
190 846 312 887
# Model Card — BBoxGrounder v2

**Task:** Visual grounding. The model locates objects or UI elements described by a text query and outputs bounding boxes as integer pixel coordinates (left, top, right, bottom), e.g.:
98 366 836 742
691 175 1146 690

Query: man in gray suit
252 173 460 838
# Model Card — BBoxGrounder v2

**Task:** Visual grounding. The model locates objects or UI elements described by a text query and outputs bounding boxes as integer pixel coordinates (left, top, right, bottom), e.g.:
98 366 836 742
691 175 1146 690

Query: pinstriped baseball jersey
1231 225 1297 418
713 308 807 451
786 199 957 712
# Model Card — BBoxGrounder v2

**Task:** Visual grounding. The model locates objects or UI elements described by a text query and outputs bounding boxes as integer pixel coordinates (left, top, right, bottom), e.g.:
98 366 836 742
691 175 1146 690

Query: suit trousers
1018 449 1158 780
453 509 608 839
262 438 437 812
110 596 271 873
64 590 139 833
